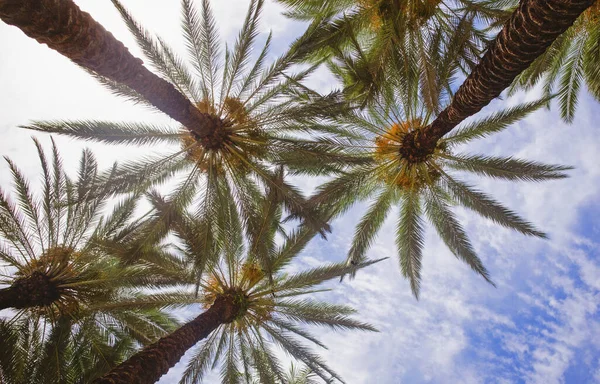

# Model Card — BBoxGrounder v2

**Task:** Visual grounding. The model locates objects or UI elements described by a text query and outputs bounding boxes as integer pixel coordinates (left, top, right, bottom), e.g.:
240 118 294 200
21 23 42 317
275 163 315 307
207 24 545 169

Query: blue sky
1 1 599 383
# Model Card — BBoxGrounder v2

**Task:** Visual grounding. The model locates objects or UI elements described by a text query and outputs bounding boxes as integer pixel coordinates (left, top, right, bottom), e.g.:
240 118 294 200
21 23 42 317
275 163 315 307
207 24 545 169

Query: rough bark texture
0 272 60 310
93 294 242 384
408 0 596 156
0 0 214 137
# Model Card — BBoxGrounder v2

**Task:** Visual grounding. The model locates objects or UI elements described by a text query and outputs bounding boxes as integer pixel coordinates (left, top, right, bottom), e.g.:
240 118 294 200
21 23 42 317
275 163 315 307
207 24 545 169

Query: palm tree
308 84 571 298
507 0 600 122
0 317 137 384
21 0 345 238
277 0 491 107
0 139 188 345
405 0 596 156
95 192 380 384
0 0 215 138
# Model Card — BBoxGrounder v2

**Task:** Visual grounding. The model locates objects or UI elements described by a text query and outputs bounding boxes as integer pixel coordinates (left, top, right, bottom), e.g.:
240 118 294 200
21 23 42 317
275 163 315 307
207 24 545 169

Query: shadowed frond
348 186 397 265
504 1 600 121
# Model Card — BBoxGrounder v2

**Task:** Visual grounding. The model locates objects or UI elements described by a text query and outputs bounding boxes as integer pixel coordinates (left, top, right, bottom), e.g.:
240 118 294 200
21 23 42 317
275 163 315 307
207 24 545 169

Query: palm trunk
412 0 595 153
0 0 214 137
93 294 241 384
0 272 60 310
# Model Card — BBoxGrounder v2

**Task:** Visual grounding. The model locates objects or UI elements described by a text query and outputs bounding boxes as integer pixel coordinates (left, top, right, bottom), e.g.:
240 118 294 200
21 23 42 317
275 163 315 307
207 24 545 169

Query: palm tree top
22 0 343 238
0 139 185 335
0 316 140 384
155 189 382 383
310 90 572 297
277 0 492 106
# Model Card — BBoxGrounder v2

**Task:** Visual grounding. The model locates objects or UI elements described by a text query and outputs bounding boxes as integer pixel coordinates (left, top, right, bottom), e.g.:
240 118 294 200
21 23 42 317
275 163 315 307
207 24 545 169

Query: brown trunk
0 271 60 310
411 0 596 154
93 294 242 384
0 0 214 137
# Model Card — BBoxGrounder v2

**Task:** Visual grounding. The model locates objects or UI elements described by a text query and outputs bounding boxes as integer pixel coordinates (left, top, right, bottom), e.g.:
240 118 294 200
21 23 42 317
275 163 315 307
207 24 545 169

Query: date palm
405 0 596 156
95 193 380 384
0 317 138 384
507 0 600 122
22 0 343 238
0 139 189 345
309 85 571 298
277 0 490 108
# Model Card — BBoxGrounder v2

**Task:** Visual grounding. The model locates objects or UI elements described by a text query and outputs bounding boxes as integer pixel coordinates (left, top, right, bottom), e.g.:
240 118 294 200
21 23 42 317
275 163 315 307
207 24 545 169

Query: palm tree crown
180 244 378 383
310 87 571 297
0 139 182 344
170 190 379 383
277 0 491 107
21 0 343 239
95 189 380 383
0 317 139 384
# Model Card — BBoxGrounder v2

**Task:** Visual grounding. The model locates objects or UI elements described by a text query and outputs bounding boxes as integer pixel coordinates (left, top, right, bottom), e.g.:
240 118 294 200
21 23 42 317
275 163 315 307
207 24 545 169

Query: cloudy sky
1 1 599 383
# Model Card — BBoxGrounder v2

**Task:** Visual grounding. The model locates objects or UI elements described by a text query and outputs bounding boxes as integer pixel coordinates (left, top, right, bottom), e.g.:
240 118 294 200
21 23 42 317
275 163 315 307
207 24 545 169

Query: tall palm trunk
0 0 215 137
411 0 595 153
93 294 241 384
0 272 60 310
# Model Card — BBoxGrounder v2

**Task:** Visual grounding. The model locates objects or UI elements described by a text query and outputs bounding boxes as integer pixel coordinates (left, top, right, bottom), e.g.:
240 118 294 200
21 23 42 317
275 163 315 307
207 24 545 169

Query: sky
1 1 600 383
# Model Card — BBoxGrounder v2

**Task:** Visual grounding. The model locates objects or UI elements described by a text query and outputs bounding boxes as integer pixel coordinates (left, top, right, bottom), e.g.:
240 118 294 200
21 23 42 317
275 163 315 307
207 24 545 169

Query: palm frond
441 172 547 238
180 328 226 384
396 191 425 299
309 166 379 219
111 0 199 100
425 186 495 286
443 97 551 144
270 258 385 294
261 325 343 383
444 154 572 181
22 120 182 146
275 299 378 332
558 36 586 123
221 0 263 104
348 186 396 264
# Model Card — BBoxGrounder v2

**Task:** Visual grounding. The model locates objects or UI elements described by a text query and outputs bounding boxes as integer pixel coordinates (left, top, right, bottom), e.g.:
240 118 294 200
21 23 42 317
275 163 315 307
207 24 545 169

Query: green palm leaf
22 120 182 146
558 36 586 122
396 191 425 299
444 154 572 181
443 97 551 144
347 185 396 273
441 172 547 238
425 186 494 286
